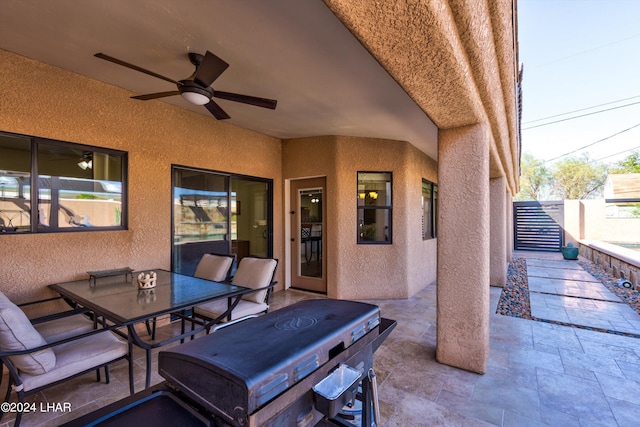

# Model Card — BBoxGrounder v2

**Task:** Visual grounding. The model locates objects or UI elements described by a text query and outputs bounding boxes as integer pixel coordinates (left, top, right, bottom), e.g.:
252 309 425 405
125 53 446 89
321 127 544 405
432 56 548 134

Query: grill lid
158 299 380 425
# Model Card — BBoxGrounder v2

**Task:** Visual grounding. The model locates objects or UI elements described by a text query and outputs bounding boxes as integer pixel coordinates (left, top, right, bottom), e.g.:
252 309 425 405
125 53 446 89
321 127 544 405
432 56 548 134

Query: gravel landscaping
578 260 640 315
496 257 532 319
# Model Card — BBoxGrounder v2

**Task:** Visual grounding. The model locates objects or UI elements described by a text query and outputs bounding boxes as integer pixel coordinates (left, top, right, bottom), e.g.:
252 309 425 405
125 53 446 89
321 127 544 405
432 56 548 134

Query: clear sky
518 0 640 166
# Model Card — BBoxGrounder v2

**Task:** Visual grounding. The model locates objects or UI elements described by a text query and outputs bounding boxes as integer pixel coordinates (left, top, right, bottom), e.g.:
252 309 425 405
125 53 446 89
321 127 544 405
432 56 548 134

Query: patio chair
17 296 97 342
194 252 236 282
0 292 133 427
301 224 312 264
193 257 279 330
0 296 98 392
146 252 237 340
176 252 238 341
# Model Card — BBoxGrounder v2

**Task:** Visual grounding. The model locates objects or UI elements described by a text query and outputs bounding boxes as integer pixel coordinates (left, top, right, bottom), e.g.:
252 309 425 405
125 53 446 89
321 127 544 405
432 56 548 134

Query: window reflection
172 167 272 276
0 134 31 233
422 179 437 239
0 132 126 233
299 188 322 278
357 172 392 243
37 144 123 229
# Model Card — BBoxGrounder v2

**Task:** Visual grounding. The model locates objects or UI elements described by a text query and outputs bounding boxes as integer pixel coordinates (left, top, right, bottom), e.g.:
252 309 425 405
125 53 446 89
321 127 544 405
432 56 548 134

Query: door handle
291 238 295 242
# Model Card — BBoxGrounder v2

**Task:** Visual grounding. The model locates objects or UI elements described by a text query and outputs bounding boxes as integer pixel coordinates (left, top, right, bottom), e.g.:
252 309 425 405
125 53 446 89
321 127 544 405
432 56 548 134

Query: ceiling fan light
78 160 92 170
181 91 210 105
178 80 213 105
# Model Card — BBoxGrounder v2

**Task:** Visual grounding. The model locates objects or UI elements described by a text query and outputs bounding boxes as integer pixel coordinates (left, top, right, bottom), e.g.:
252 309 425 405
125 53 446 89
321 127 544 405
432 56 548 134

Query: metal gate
513 201 564 252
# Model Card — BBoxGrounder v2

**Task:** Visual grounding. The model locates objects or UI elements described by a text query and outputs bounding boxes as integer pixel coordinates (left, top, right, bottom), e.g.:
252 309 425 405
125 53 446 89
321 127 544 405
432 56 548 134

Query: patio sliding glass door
172 166 272 276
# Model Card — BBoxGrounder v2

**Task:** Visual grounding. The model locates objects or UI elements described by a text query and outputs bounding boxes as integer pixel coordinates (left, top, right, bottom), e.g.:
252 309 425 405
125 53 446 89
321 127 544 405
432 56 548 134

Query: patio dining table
49 269 252 391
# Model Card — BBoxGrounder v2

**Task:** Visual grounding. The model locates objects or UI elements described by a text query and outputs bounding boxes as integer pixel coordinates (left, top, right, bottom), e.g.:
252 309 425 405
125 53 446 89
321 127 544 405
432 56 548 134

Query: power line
523 101 640 130
529 32 640 70
523 95 640 124
592 144 640 163
542 122 640 164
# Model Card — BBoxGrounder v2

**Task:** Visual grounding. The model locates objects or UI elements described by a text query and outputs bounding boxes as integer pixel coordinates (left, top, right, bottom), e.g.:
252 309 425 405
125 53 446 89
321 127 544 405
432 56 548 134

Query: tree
609 150 640 174
515 153 551 201
550 154 608 200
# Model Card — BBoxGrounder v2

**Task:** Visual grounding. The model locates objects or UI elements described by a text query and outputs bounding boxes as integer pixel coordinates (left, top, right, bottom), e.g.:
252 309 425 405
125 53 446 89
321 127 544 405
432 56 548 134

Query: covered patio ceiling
0 0 438 159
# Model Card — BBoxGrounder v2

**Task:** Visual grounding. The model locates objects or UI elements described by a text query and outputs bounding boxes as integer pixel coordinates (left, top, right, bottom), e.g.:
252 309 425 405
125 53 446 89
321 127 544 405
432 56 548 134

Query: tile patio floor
3 251 640 426
525 253 640 336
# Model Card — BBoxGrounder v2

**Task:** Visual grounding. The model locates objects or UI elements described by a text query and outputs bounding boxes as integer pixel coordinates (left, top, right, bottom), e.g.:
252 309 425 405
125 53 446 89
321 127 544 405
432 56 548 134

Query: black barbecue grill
64 299 396 427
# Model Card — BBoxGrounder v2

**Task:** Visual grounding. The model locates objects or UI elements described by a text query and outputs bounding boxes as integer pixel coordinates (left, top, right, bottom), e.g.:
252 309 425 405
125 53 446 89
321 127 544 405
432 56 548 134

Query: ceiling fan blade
94 53 179 85
213 91 277 110
194 51 229 88
204 100 231 120
132 91 180 100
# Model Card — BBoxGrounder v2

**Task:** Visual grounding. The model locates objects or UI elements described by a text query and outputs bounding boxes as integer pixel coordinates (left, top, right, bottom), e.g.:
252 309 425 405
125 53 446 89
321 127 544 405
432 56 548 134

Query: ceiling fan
94 51 277 120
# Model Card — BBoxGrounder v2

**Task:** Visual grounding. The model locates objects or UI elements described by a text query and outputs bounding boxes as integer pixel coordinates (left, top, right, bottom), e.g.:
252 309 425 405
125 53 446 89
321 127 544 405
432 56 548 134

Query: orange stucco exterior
1 0 520 374
0 49 284 302
1 49 439 304
283 136 438 300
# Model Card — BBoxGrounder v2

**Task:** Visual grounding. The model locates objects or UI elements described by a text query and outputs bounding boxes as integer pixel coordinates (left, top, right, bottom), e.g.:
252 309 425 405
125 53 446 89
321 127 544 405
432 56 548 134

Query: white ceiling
0 0 437 158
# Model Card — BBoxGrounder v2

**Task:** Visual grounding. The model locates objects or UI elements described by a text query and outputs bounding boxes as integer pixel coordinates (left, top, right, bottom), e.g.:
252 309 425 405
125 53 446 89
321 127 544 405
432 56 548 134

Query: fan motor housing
188 52 205 67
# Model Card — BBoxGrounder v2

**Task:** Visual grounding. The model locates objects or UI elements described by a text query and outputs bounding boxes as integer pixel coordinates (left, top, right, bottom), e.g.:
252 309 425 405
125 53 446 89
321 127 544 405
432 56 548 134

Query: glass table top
50 269 246 324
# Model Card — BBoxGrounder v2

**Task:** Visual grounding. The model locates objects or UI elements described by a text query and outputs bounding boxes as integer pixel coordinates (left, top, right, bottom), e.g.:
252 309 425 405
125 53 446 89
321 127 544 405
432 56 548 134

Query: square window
357 172 391 243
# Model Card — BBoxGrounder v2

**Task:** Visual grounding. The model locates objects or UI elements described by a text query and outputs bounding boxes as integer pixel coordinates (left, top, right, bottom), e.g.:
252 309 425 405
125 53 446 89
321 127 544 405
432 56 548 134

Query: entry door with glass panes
290 177 326 293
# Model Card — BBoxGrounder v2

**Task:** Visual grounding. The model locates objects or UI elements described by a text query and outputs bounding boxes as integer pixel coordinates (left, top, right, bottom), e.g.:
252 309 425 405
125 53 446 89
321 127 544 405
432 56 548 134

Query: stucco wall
406 142 438 297
323 0 520 194
0 49 283 303
322 0 518 374
283 136 438 300
564 199 640 244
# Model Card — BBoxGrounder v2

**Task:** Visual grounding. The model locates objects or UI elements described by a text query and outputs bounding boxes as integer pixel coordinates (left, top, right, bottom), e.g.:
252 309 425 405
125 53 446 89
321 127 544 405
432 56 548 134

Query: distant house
604 173 640 200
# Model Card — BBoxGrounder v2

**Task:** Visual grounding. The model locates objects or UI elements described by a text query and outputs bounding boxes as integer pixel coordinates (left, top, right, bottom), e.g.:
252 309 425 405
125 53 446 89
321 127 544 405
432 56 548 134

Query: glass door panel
173 168 230 276
172 167 273 276
231 178 269 262
299 188 322 278
290 177 326 293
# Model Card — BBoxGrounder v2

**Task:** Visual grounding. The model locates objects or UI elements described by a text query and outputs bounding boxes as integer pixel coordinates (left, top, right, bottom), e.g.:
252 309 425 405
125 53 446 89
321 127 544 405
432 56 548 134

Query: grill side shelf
373 318 397 353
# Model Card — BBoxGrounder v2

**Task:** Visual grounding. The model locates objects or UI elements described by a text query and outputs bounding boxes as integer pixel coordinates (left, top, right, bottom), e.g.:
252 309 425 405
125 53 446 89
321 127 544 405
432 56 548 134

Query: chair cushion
233 258 277 304
0 292 56 375
19 330 128 392
194 298 268 322
34 314 95 343
194 254 234 282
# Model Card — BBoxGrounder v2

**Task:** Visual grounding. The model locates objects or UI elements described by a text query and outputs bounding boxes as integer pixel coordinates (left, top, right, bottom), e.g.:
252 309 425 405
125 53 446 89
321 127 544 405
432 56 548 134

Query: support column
490 177 507 287
437 124 490 374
